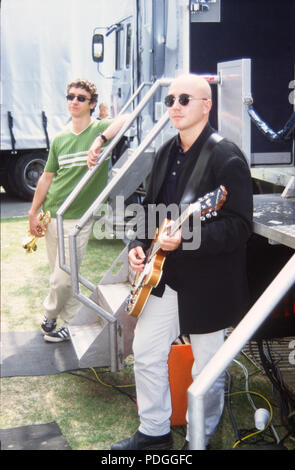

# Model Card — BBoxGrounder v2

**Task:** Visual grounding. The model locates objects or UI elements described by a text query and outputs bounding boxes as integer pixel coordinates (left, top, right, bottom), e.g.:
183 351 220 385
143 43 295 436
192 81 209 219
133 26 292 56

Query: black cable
265 341 292 425
67 368 137 404
257 339 295 440
247 107 295 142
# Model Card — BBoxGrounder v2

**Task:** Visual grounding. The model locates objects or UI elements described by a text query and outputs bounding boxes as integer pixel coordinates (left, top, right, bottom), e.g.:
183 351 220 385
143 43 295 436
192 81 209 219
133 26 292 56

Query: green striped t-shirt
43 119 112 219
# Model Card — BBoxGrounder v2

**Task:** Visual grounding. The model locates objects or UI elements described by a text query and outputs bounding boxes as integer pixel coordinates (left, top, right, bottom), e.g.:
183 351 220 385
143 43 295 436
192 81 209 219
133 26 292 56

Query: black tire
9 151 48 201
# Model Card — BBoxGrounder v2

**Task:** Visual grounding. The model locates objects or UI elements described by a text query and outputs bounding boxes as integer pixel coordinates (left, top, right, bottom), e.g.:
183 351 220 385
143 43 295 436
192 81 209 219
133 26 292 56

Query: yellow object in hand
22 211 51 253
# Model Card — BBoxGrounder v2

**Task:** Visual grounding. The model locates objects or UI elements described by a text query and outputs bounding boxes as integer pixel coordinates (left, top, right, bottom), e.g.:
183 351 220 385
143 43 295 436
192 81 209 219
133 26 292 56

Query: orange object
168 344 194 426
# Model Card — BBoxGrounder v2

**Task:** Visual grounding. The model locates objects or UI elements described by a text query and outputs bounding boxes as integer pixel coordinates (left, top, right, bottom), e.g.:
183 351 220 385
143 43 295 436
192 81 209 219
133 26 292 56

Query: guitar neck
148 206 192 259
146 185 226 261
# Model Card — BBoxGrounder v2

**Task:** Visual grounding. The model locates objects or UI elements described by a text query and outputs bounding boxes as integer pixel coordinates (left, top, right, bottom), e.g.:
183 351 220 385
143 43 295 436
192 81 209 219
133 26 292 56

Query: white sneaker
44 326 70 342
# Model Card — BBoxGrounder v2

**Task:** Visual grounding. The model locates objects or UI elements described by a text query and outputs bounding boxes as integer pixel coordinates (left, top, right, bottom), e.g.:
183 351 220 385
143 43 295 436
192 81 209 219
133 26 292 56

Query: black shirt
157 134 185 207
156 124 214 209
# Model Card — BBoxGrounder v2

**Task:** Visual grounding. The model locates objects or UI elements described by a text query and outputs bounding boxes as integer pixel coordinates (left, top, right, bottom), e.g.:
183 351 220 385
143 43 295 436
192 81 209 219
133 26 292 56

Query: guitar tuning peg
212 211 218 217
205 212 212 219
200 216 205 222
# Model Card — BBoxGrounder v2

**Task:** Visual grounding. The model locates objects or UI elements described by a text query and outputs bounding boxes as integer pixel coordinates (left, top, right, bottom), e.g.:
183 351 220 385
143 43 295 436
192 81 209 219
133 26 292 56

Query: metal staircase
56 78 172 372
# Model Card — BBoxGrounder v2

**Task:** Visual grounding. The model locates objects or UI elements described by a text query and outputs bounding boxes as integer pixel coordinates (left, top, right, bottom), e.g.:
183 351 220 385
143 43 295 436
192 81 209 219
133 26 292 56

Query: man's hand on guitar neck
158 223 182 252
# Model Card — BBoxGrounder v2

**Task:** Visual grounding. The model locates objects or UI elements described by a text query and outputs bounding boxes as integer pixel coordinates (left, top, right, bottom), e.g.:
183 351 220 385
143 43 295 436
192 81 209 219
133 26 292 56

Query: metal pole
68 233 116 324
188 252 295 450
109 321 118 372
118 82 152 115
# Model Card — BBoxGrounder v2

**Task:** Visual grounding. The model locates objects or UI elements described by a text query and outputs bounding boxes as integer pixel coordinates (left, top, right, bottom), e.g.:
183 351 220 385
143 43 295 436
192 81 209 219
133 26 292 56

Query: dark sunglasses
164 93 208 107
66 94 91 102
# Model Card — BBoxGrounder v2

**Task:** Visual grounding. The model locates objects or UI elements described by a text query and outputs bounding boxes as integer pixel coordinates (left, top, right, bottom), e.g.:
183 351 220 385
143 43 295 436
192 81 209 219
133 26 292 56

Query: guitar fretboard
146 185 226 261
148 203 197 259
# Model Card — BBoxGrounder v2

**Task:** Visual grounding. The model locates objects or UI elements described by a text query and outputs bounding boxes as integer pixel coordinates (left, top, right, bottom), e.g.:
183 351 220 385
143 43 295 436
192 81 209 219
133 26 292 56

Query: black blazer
129 124 253 334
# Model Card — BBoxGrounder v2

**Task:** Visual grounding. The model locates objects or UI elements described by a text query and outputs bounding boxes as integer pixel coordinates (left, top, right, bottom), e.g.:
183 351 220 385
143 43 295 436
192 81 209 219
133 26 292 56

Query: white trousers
133 285 225 444
43 218 93 324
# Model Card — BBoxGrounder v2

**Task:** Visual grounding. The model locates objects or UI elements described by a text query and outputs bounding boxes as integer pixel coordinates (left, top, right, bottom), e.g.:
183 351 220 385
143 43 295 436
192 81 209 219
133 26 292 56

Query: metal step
67 147 156 368
68 247 137 370
108 147 154 202
92 147 154 241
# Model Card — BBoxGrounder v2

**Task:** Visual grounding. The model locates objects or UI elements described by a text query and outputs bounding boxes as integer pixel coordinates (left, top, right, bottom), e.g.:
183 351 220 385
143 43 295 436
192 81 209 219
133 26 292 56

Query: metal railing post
118 82 152 115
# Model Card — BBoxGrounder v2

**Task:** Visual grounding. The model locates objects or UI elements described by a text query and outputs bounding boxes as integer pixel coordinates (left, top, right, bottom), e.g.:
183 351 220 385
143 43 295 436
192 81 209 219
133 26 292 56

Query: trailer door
190 0 294 167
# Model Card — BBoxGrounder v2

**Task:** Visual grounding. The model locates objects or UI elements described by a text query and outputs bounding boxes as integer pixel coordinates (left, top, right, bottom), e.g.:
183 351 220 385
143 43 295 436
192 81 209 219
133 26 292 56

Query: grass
1 217 295 451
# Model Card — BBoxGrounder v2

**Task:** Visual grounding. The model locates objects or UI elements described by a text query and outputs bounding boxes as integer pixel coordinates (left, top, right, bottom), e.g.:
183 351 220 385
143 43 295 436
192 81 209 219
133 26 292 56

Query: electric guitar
126 185 227 318
22 210 51 253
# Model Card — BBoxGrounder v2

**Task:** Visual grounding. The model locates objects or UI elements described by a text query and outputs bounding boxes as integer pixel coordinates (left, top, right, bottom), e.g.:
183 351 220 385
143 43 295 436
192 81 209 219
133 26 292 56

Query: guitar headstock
190 185 227 220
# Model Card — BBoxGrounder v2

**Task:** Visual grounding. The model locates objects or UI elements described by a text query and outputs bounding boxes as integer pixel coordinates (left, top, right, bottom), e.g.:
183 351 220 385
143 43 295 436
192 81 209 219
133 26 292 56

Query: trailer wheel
11 152 48 201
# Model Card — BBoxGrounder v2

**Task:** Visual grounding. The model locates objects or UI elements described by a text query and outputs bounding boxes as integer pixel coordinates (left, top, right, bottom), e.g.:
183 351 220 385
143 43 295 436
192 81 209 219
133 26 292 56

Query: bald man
111 74 253 450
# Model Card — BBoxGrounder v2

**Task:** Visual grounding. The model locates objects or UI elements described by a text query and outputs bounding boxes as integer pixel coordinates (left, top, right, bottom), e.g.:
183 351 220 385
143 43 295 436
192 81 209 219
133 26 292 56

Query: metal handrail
55 74 220 371
56 78 172 285
188 252 295 450
68 110 170 312
56 74 219 291
119 81 152 115
55 78 172 371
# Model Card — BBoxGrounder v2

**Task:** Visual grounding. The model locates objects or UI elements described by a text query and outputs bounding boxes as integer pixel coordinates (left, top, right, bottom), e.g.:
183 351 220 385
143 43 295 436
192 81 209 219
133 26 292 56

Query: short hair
67 79 98 104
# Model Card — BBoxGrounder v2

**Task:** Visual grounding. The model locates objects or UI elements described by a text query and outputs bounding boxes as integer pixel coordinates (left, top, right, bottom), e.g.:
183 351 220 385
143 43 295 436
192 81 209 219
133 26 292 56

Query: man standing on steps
28 78 128 343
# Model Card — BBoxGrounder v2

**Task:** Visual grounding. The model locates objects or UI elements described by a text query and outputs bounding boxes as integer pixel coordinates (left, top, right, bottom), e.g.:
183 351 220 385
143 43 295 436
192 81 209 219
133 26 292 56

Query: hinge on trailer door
7 111 17 154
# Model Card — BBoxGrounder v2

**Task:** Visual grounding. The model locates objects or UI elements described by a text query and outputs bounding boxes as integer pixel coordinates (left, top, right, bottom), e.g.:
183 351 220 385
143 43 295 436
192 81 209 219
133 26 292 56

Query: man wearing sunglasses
28 78 128 342
111 74 253 450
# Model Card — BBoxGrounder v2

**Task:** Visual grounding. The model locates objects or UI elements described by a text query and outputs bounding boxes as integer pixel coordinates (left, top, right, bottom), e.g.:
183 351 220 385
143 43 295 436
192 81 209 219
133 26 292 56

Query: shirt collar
176 123 214 156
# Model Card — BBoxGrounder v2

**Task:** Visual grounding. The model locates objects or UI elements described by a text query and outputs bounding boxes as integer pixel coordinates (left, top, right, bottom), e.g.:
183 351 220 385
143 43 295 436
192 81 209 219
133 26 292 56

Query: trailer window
126 23 132 69
115 28 124 70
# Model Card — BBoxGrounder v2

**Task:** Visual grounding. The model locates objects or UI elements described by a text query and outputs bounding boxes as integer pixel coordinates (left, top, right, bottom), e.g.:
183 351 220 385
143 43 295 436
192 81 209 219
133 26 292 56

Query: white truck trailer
0 0 113 200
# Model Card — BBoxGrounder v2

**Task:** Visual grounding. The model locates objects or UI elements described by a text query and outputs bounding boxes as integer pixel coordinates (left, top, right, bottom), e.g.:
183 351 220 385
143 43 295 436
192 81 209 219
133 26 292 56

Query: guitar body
128 284 154 319
125 186 227 318
127 223 168 318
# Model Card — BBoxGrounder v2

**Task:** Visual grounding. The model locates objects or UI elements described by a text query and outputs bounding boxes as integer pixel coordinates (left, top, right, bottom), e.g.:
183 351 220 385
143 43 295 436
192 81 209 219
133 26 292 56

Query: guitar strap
180 132 223 205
